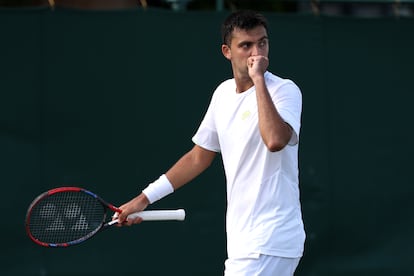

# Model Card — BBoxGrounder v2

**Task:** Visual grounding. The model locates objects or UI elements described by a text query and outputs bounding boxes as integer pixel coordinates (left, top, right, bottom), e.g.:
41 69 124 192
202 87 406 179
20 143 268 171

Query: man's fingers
112 211 144 227
112 211 128 225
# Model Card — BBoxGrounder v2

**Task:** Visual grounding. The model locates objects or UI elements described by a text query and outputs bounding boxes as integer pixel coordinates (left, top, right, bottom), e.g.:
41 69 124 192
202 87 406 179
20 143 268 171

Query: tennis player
116 10 305 275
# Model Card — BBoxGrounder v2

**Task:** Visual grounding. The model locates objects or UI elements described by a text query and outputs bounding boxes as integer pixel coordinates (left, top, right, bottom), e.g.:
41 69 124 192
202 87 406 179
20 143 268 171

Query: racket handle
127 209 185 221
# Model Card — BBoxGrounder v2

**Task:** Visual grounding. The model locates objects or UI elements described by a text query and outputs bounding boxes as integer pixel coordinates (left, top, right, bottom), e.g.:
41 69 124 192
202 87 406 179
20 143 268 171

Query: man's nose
251 44 262 56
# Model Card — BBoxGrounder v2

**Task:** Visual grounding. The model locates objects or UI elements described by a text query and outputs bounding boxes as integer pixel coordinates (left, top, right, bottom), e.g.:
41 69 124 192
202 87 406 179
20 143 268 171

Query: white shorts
224 254 301 276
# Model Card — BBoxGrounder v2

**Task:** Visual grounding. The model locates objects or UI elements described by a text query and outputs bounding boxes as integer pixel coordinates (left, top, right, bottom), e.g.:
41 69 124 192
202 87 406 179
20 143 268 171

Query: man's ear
221 44 231 60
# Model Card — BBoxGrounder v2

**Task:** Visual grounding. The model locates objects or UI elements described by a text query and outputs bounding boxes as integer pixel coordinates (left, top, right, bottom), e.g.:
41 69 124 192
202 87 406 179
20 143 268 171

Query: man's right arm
166 144 217 190
116 145 216 225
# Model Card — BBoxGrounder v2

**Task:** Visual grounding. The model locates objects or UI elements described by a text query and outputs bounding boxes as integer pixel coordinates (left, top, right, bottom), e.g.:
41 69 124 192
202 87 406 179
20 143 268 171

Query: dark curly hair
221 10 268 46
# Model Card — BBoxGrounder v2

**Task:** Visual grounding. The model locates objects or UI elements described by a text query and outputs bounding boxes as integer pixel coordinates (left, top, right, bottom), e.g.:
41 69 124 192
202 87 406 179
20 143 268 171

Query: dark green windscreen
1 7 413 275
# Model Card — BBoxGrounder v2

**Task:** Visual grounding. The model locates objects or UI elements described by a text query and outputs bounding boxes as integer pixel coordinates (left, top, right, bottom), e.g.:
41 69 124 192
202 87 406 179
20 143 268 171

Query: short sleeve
192 92 221 152
272 81 302 146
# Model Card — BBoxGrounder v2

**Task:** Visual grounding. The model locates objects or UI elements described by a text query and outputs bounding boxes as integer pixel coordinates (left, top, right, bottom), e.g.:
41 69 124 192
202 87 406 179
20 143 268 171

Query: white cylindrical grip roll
127 209 185 221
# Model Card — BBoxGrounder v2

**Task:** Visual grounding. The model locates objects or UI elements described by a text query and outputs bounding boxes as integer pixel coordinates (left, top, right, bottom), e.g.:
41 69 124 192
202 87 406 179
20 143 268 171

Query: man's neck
235 74 254 93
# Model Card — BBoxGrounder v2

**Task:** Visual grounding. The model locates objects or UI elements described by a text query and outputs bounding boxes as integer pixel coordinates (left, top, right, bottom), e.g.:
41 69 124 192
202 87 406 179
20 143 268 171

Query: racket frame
25 187 122 248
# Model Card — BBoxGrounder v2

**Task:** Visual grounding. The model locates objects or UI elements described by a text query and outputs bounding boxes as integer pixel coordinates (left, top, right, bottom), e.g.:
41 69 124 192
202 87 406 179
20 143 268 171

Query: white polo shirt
192 71 305 259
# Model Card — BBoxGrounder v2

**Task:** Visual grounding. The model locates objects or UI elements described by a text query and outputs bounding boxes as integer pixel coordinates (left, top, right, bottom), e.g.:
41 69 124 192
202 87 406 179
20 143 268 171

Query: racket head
25 187 115 247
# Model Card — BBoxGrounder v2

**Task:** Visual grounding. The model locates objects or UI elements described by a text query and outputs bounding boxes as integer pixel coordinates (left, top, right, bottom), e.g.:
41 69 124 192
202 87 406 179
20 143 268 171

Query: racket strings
28 191 105 244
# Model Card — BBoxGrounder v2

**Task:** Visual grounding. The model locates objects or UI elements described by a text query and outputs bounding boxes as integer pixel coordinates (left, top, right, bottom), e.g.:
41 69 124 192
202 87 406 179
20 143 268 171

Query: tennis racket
25 187 185 247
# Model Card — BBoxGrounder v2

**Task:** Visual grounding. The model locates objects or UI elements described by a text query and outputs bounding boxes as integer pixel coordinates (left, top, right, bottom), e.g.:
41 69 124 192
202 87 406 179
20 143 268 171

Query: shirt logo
241 110 251 121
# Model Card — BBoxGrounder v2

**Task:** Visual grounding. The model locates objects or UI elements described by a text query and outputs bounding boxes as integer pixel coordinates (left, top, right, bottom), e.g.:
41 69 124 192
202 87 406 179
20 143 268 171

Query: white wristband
142 174 174 204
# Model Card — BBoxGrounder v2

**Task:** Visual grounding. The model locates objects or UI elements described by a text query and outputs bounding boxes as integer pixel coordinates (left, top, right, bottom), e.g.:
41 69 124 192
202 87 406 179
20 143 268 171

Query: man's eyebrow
237 36 269 46
237 40 252 46
259 35 269 41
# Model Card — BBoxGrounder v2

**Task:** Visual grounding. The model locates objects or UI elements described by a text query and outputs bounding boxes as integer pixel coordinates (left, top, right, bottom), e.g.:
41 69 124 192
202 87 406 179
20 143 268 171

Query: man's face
222 25 269 77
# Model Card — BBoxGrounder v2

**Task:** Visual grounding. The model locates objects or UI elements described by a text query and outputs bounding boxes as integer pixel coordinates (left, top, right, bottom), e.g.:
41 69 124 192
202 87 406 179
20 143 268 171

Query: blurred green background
0 3 413 276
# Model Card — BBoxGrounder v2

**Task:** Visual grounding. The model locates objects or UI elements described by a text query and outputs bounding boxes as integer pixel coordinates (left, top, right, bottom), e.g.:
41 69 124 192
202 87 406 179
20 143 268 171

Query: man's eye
241 43 251 49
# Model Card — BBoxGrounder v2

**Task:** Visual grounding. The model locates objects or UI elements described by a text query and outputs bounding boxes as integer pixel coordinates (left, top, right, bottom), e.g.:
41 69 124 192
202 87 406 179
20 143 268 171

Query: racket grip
127 209 185 221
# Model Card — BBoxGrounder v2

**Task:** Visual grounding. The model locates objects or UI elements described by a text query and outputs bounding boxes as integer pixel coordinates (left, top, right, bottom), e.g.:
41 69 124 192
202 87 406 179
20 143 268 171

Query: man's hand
247 55 269 81
113 193 149 226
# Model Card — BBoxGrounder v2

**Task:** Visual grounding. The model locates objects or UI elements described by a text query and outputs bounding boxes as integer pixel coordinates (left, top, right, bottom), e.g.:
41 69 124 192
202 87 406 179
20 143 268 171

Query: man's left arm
248 55 293 152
